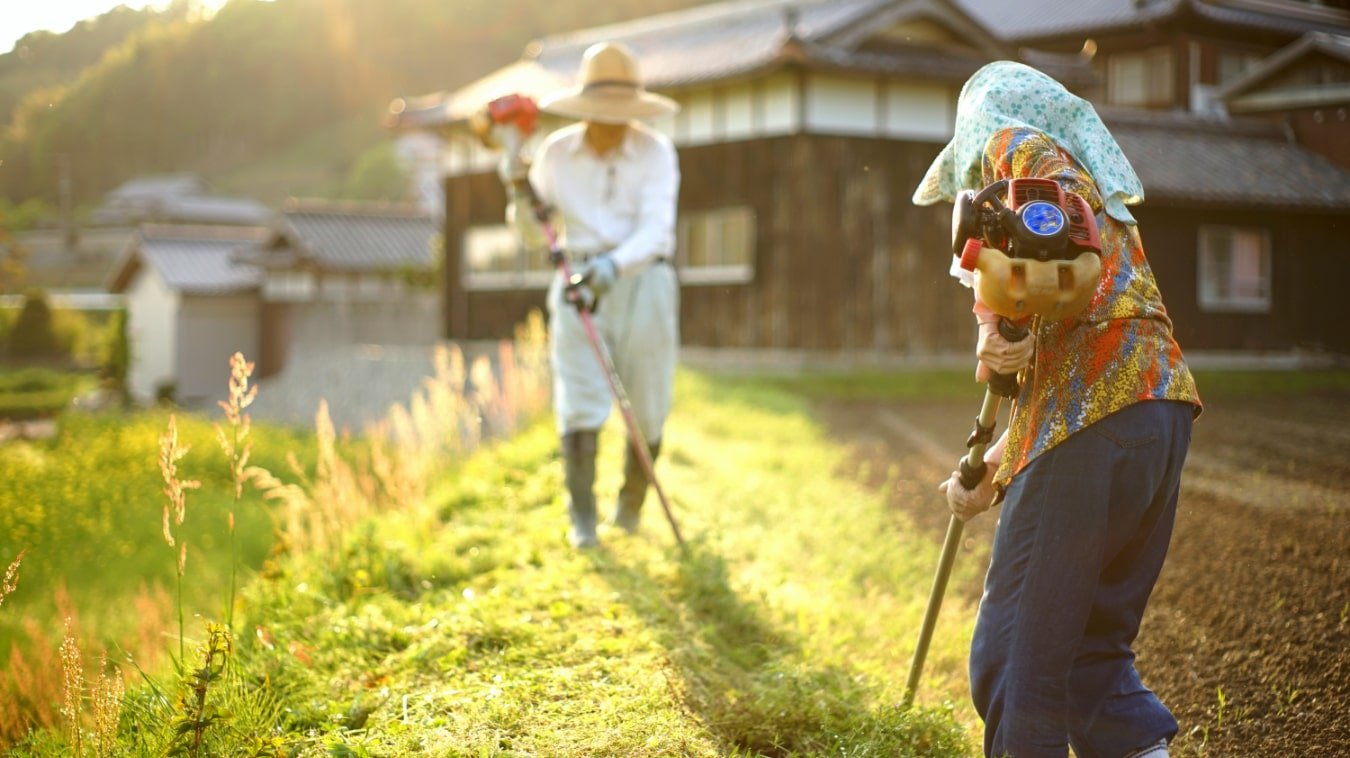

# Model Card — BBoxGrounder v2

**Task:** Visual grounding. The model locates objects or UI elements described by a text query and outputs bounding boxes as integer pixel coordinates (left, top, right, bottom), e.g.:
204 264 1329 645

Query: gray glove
565 257 618 312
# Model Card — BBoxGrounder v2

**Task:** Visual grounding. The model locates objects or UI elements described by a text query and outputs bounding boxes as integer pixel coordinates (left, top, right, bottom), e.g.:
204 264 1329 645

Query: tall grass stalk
214 352 257 633
0 549 25 610
90 653 123 757
59 618 83 755
158 413 200 665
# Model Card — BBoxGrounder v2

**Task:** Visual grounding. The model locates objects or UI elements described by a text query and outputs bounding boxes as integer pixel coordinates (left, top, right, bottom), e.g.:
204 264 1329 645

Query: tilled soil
816 391 1349 757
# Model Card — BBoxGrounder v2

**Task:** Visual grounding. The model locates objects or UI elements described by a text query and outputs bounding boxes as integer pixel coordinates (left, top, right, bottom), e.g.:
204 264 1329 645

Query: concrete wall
288 293 440 348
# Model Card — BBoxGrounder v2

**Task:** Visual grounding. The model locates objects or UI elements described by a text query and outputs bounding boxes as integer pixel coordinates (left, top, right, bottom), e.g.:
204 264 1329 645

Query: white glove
564 257 618 312
578 257 617 296
938 467 997 522
975 318 1034 383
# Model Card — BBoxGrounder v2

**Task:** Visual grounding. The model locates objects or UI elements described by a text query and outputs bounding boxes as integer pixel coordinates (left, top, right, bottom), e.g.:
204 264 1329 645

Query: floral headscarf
913 61 1144 224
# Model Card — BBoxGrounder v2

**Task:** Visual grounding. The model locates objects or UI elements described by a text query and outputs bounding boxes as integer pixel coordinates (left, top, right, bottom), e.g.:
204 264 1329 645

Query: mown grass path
220 372 980 756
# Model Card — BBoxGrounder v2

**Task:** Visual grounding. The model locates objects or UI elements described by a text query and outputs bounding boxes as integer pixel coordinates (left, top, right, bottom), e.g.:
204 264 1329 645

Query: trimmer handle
987 318 1030 399
958 456 988 491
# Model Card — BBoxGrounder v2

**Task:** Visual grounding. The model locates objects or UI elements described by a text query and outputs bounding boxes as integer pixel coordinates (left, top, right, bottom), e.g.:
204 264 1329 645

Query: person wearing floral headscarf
914 61 1202 758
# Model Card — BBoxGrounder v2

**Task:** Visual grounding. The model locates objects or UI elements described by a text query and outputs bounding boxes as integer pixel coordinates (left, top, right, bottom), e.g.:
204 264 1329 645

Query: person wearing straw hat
502 41 680 549
914 62 1201 758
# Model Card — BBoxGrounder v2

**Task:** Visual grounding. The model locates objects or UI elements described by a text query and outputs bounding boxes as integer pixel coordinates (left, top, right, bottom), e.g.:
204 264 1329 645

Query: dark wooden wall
443 171 548 341
675 135 969 352
442 133 975 353
441 135 1350 356
1136 204 1350 354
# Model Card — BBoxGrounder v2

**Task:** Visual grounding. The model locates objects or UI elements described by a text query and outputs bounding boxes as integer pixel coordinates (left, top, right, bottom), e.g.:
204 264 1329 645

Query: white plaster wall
883 80 954 141
125 266 179 404
759 72 801 136
176 295 261 407
438 71 952 169
806 74 881 136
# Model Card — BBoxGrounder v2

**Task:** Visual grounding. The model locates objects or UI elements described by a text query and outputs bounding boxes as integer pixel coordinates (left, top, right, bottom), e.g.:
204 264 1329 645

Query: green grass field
0 409 314 672
2 369 982 755
8 363 1347 754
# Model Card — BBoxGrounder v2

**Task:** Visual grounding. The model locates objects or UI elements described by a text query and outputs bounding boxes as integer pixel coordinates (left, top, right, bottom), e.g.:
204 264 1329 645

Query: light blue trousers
546 261 678 443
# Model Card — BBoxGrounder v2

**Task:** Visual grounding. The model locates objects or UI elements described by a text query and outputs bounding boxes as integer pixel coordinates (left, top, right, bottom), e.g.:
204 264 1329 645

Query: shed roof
258 201 438 272
1102 109 1350 210
106 225 269 295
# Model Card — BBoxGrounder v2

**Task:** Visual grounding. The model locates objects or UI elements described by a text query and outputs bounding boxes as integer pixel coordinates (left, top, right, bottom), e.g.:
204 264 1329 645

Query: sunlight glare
2 0 234 55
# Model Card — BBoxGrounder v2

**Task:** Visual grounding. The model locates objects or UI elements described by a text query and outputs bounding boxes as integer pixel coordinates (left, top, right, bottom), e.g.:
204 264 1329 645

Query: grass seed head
0 549 26 610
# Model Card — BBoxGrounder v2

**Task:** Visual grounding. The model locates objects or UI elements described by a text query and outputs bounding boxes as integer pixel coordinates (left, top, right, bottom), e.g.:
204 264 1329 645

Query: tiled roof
390 0 1350 131
108 225 268 295
392 0 980 127
105 174 208 202
530 0 881 88
91 174 271 226
953 0 1350 43
1102 110 1350 210
272 202 438 272
1218 30 1350 100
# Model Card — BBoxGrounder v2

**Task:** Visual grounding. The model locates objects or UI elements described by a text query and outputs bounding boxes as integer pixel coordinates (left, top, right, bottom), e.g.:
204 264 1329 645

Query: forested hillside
0 0 712 209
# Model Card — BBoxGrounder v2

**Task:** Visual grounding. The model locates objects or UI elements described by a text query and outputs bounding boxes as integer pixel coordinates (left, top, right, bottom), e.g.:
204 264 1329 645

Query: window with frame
462 224 553 290
1107 47 1175 107
676 206 756 285
1197 226 1271 313
1216 49 1264 87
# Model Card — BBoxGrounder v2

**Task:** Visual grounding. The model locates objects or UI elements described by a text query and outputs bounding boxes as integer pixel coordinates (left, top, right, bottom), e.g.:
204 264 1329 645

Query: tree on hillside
0 0 720 206
0 3 186 125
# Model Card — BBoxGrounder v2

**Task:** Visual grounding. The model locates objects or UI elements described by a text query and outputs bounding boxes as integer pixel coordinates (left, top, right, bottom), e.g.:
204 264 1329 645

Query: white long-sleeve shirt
527 121 680 273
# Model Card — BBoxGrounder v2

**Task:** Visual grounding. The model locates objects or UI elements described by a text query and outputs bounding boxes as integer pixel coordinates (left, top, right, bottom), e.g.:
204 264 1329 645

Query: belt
568 251 670 266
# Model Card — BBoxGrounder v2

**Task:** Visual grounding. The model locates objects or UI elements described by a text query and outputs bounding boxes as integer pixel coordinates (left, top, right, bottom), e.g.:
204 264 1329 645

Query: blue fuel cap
1021 201 1066 237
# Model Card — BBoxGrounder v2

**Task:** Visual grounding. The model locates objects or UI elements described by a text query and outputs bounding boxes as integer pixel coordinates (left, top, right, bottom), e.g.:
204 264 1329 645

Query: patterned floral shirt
985 126 1202 489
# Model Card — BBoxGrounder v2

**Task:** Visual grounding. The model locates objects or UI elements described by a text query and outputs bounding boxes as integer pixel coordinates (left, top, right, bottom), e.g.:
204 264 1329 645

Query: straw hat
539 42 679 124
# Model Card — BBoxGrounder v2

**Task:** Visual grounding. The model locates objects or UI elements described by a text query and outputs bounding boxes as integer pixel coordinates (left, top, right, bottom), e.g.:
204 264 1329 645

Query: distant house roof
9 227 136 292
1102 109 1350 210
104 174 208 202
390 0 1040 131
953 0 1350 44
1218 30 1350 111
91 174 271 226
106 225 269 295
245 201 438 273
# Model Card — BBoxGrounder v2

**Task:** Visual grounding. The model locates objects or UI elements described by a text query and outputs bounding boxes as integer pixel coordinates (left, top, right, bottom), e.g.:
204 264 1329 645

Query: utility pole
58 152 78 250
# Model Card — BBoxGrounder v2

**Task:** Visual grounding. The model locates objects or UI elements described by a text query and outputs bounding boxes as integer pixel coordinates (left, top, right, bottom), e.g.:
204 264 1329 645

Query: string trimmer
902 178 1102 707
471 94 685 549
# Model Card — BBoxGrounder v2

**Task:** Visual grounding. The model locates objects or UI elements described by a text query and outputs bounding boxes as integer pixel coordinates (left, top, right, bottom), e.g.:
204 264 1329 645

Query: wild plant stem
176 569 184 667
228 525 237 634
228 421 239 634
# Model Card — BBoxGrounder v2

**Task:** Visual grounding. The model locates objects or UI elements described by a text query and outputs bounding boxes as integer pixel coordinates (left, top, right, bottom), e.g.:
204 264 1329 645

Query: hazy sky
1 1 230 55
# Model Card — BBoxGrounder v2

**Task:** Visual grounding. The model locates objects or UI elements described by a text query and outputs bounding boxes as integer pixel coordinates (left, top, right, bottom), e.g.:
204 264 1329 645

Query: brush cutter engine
470 93 540 146
952 178 1103 321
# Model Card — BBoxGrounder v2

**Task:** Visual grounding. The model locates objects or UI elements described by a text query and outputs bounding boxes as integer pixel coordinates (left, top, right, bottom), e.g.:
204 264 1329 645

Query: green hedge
0 367 89 420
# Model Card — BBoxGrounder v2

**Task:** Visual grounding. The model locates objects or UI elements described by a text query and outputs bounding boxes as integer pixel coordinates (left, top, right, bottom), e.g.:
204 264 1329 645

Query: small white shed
106 225 270 406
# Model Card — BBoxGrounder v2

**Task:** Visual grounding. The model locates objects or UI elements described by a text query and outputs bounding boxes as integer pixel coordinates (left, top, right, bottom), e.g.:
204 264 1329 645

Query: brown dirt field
816 391 1349 757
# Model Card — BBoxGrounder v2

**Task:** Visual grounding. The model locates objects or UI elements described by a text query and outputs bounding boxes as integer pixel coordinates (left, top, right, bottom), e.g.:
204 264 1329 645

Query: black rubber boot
562 430 599 548
612 439 660 534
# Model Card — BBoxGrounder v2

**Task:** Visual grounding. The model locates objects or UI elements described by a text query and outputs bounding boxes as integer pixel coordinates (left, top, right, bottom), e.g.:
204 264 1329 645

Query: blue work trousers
971 400 1193 758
